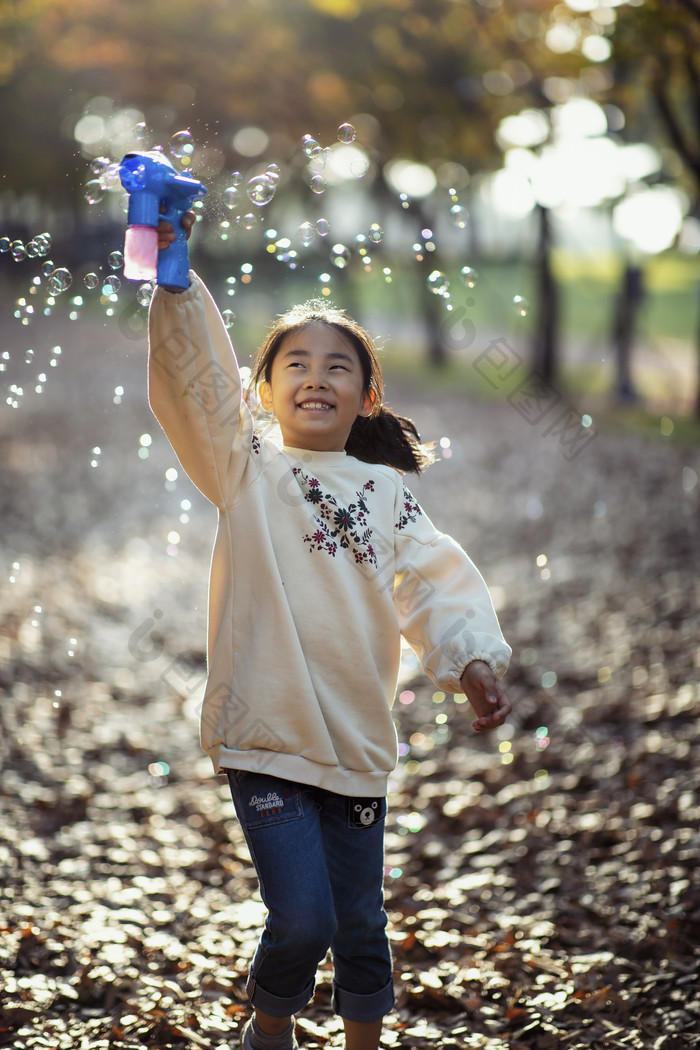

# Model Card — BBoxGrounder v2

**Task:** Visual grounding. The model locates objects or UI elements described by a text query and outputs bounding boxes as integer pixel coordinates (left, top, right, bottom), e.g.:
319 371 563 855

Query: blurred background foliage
0 0 699 415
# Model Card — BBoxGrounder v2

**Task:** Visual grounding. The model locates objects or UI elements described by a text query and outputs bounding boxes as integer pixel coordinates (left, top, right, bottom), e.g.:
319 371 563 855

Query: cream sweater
148 274 511 796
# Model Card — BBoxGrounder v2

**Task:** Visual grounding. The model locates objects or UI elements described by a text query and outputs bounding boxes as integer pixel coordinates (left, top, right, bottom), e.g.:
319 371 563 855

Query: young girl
150 217 512 1050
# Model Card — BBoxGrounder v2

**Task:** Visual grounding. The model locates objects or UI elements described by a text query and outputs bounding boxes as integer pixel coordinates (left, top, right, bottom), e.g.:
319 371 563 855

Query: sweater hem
213 746 390 797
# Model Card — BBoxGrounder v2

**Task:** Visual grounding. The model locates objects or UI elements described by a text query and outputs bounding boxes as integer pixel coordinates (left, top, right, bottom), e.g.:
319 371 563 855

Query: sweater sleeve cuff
151 270 199 303
446 648 511 692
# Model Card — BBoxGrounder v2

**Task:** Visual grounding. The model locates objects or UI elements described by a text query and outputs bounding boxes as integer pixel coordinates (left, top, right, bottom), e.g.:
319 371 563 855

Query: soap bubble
84 180 105 205
330 244 351 268
0 237 10 252
301 134 322 159
316 218 331 237
427 270 450 296
11 240 27 262
246 174 276 206
35 232 52 252
298 221 316 247
349 151 370 178
134 121 151 142
223 186 240 209
102 275 120 295
47 268 72 294
91 156 111 176
222 309 236 329
243 213 257 230
41 260 55 277
137 282 155 307
84 272 100 290
368 223 383 243
513 295 529 317
460 266 479 288
100 163 121 189
109 250 124 270
450 204 468 229
266 163 281 182
170 129 195 161
26 239 42 258
229 171 243 186
309 150 328 173
310 175 326 195
337 122 356 144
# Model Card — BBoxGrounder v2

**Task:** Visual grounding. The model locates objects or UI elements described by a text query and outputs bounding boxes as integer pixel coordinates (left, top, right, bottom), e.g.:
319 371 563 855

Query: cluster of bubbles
1 224 159 413
4 225 157 328
448 187 468 230
217 123 359 246
77 117 531 324
84 155 123 205
220 162 282 231
1 230 52 263
424 260 528 318
423 258 481 312
2 115 535 434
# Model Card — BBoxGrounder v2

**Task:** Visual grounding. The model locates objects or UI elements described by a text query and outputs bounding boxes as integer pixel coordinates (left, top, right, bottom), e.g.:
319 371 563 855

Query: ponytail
345 406 435 474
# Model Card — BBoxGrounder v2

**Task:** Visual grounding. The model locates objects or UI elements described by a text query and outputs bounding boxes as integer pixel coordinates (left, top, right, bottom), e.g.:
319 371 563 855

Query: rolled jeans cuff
247 973 315 1018
332 976 395 1022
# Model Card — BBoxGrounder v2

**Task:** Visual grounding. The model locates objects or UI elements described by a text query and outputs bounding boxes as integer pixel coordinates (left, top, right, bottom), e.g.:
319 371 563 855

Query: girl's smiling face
259 322 375 451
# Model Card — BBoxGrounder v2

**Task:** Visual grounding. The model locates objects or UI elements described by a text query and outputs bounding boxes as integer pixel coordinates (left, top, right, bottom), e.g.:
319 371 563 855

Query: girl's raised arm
148 273 256 508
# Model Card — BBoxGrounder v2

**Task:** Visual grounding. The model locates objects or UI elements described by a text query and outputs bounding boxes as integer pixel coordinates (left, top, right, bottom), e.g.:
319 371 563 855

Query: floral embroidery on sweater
292 468 377 565
396 486 422 530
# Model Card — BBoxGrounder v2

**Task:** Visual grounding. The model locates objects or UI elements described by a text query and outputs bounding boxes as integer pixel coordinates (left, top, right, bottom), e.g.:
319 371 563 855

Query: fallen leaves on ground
1 314 699 1049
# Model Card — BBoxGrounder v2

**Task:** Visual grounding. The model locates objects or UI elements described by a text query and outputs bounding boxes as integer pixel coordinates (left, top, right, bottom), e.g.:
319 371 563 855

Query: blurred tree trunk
382 183 447 368
532 203 558 385
415 198 448 368
696 282 700 418
611 262 644 403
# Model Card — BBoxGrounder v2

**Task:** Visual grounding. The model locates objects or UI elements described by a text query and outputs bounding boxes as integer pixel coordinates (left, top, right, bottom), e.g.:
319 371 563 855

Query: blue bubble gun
119 150 207 290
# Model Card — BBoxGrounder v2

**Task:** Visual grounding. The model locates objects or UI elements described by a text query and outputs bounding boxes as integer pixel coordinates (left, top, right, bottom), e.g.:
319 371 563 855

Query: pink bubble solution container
123 225 158 281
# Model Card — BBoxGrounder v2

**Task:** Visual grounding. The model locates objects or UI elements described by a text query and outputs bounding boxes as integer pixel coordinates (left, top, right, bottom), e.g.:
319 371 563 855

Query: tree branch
684 46 700 146
653 76 700 192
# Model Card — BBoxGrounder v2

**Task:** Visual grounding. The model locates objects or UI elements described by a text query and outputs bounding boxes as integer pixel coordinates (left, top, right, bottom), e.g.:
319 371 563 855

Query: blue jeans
227 770 394 1023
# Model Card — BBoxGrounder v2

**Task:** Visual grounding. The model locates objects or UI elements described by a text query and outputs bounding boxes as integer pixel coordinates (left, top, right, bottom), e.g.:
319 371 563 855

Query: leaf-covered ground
1 309 699 1049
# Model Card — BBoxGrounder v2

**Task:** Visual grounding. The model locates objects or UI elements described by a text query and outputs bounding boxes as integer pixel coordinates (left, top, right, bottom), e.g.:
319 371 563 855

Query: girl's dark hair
249 300 435 474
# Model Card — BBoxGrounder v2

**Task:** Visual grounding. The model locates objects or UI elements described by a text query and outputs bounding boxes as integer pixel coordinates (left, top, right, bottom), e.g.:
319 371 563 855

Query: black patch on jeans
348 797 384 828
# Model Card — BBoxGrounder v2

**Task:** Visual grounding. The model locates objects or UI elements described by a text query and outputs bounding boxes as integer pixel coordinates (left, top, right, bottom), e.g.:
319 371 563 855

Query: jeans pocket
231 770 304 830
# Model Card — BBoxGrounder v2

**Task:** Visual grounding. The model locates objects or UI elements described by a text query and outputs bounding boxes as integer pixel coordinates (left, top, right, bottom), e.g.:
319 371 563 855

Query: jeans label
247 788 294 817
233 772 303 829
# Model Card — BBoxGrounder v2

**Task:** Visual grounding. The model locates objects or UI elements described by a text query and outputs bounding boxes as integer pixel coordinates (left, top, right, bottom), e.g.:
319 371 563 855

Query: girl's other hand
156 210 196 251
460 660 511 733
